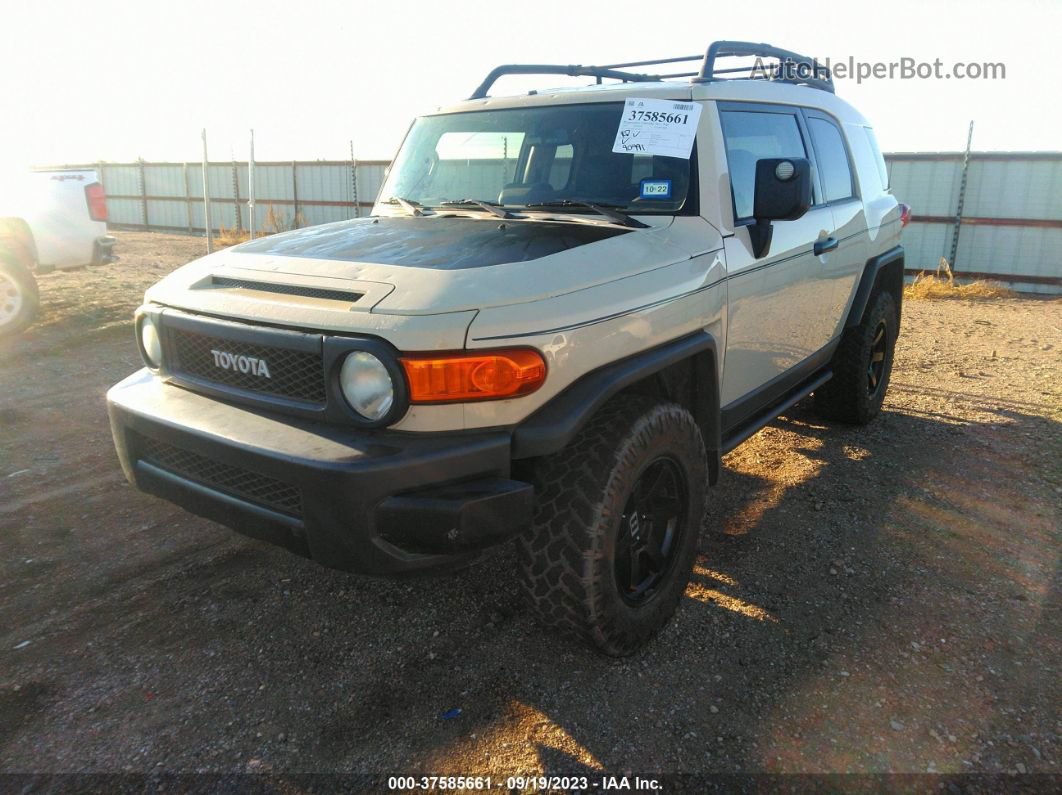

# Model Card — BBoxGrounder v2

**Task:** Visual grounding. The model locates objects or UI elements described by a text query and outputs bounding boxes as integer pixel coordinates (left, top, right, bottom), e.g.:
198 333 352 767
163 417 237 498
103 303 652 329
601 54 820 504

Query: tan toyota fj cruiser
108 42 905 654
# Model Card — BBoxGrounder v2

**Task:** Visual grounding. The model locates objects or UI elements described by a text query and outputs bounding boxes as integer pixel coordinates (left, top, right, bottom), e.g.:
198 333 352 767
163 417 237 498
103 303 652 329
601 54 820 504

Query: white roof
432 77 868 126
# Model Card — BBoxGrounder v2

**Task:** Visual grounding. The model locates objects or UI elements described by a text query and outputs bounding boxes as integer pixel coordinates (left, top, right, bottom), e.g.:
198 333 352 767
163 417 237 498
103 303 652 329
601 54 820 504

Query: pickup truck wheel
517 396 707 656
814 290 898 424
0 259 39 338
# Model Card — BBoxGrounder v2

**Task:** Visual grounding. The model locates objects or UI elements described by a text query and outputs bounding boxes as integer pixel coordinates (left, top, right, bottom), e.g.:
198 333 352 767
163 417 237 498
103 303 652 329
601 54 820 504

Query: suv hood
234 215 633 270
145 215 712 329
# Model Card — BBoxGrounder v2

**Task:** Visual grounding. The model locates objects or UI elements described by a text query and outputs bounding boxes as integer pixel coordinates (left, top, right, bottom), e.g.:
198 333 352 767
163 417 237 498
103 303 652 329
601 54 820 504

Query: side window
863 127 889 190
808 117 855 202
720 110 807 220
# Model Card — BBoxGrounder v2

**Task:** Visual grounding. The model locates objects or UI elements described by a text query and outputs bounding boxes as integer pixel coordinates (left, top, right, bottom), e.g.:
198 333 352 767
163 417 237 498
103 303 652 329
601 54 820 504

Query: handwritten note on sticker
612 98 702 159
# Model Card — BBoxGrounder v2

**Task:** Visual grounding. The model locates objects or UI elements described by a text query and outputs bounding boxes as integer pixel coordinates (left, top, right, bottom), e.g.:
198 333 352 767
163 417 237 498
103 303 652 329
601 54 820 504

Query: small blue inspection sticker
640 178 672 199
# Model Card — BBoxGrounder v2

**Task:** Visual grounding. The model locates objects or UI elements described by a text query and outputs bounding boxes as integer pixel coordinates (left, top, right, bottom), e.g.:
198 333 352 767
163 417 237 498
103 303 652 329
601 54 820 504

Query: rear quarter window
845 123 890 196
863 127 889 190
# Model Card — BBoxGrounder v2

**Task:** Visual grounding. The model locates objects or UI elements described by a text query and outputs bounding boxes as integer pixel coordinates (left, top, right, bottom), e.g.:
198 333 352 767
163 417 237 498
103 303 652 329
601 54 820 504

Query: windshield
379 103 692 214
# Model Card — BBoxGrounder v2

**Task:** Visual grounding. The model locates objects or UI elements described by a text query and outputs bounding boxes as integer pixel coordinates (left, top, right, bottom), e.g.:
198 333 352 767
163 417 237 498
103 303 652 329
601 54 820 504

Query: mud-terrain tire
0 258 39 338
517 395 707 656
814 290 898 424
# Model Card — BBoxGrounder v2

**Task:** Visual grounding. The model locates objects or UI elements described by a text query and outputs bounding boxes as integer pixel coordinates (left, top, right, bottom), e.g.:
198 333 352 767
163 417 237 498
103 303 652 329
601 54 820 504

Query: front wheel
0 259 39 338
517 396 707 656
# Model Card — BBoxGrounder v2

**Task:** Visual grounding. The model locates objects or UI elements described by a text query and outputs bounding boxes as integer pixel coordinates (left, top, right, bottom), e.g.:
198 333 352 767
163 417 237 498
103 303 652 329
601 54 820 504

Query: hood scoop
210 275 364 303
195 264 396 311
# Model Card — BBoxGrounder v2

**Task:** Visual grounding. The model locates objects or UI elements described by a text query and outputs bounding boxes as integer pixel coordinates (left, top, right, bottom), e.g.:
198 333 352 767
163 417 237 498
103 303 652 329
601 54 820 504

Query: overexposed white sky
0 0 1058 170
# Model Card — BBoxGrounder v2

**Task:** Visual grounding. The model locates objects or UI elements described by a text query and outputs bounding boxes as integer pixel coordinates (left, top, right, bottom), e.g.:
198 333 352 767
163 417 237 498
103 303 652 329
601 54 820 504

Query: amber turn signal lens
400 349 546 403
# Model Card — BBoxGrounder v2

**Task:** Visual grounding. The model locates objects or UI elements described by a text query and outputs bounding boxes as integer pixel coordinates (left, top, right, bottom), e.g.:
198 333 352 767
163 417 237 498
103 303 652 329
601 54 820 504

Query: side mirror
747 157 812 258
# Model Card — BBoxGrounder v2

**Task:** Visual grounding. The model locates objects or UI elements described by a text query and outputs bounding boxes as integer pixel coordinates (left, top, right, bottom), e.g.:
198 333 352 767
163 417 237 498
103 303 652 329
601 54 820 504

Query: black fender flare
845 244 904 329
512 331 721 475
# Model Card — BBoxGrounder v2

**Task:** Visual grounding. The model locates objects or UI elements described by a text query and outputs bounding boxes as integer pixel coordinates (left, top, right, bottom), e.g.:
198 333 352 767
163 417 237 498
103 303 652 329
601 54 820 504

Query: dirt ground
0 231 1059 784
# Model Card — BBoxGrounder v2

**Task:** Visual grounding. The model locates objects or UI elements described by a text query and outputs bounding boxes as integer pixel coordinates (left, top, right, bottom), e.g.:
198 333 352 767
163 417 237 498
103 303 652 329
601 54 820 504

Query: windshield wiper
439 198 515 219
385 196 430 217
524 200 649 229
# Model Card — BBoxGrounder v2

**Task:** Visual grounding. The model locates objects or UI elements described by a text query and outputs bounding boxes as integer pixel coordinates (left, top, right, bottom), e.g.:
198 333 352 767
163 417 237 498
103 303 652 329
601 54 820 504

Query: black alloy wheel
615 456 688 605
867 320 888 396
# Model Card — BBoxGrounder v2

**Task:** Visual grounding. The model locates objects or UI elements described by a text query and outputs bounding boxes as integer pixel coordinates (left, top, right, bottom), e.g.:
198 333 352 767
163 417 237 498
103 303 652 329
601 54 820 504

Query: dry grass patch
905 258 1016 301
264 204 307 234
215 227 251 248
213 205 311 249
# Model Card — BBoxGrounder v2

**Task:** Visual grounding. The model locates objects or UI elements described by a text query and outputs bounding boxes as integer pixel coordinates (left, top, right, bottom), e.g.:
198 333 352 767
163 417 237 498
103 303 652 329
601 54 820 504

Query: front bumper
107 369 533 575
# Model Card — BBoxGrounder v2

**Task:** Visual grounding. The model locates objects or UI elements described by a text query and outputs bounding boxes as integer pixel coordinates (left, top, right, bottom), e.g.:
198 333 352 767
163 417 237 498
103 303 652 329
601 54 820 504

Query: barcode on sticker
614 97 702 159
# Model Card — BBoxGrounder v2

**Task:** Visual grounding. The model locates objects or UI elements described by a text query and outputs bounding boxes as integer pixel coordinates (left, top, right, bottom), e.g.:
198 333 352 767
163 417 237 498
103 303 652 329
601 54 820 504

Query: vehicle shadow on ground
2 393 1057 776
339 396 1059 775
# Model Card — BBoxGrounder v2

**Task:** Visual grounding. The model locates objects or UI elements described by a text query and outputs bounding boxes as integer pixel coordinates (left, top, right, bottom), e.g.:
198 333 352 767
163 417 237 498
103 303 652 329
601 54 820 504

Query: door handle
814 236 839 255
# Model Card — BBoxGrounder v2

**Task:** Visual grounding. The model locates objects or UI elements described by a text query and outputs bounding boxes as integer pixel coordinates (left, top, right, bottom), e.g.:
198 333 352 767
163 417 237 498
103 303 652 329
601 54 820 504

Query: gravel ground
0 231 1059 782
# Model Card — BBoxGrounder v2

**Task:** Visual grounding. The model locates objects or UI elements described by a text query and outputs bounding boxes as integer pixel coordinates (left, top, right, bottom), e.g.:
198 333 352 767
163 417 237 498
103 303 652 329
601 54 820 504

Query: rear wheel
0 259 39 338
814 290 898 424
517 395 707 656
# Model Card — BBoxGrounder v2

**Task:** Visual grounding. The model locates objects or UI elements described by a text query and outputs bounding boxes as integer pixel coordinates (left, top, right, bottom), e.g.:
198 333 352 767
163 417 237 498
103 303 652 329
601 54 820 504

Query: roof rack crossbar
712 64 763 75
468 41 835 99
653 71 698 79
597 55 702 70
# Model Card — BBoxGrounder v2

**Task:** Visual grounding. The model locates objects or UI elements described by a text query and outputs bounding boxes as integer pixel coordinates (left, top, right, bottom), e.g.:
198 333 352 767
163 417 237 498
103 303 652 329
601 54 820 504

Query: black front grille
211 277 363 303
169 328 326 404
137 435 303 518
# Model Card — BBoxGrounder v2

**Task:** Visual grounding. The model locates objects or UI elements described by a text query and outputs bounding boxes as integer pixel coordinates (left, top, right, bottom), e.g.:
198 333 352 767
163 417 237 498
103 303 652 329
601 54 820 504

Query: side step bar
721 369 832 453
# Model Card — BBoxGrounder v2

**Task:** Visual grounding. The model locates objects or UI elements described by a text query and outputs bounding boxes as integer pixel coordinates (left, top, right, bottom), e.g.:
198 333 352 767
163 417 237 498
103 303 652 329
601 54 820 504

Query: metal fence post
183 162 193 233
292 160 300 228
350 140 359 218
138 158 149 230
949 120 974 268
502 135 509 186
231 156 242 234
248 129 256 240
202 129 213 253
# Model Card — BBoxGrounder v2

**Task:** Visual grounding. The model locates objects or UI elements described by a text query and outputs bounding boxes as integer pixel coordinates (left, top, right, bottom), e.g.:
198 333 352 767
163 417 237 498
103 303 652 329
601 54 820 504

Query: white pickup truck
0 168 115 336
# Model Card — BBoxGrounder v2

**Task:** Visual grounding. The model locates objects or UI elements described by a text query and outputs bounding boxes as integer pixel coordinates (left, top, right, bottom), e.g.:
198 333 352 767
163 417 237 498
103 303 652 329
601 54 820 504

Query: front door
717 103 838 409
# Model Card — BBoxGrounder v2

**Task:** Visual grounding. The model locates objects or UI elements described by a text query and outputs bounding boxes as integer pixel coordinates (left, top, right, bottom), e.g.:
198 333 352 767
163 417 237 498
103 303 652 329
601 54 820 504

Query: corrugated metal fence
40 152 1062 293
78 160 389 234
888 152 1062 294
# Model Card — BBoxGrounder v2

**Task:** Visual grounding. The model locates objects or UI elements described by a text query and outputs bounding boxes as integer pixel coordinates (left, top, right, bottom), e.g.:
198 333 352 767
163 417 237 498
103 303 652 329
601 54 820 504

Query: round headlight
339 351 395 421
140 316 162 368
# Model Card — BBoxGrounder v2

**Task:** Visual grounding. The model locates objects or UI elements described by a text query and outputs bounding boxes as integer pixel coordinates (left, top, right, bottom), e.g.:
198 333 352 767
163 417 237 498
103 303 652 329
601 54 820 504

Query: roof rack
468 40 834 100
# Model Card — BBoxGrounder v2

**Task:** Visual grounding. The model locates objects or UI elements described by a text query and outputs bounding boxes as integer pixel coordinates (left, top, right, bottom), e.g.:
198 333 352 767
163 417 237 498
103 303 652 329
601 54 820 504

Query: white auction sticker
612 98 702 159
